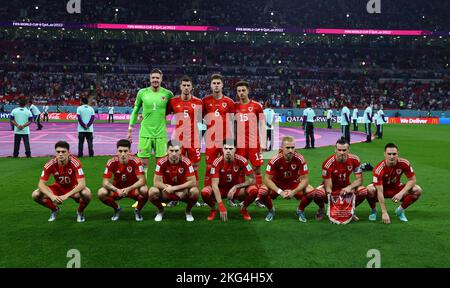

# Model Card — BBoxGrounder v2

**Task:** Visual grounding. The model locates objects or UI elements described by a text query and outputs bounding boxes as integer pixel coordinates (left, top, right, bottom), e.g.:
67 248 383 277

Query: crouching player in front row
201 139 258 221
258 136 316 222
366 143 422 224
148 140 199 222
98 139 148 221
313 137 370 222
32 141 92 222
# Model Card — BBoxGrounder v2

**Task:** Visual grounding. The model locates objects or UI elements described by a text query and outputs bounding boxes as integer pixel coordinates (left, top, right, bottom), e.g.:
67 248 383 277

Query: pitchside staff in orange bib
234 81 265 186
98 139 148 222
366 143 422 224
32 141 92 222
201 139 258 221
258 136 315 222
148 140 199 222
313 137 371 221
202 74 235 187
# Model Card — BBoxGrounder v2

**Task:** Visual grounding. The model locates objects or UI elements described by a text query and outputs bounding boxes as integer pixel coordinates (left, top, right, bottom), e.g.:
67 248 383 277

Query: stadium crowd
1 0 449 30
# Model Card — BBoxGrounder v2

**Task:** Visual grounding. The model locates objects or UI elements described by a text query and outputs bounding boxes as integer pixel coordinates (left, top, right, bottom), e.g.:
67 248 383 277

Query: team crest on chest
291 164 297 170
178 167 184 174
68 169 72 175
396 169 402 175
127 166 133 173
347 165 353 171
222 103 227 108
191 104 196 109
233 166 239 172
248 106 253 112
161 96 166 101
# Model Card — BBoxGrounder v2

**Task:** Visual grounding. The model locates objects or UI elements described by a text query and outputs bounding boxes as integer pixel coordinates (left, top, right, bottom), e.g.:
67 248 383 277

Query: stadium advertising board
0 113 11 119
388 117 439 124
439 118 450 125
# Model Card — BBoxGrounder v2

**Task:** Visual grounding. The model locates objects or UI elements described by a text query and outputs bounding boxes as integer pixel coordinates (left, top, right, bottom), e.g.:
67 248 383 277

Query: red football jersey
155 155 195 186
265 152 309 190
169 96 203 149
210 154 254 190
103 156 144 189
202 95 235 143
235 100 263 149
40 155 84 189
322 154 362 191
373 158 415 189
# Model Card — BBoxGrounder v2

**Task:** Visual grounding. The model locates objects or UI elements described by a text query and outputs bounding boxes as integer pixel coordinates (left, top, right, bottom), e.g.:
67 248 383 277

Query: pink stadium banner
314 28 431 36
96 23 217 32
6 21 445 36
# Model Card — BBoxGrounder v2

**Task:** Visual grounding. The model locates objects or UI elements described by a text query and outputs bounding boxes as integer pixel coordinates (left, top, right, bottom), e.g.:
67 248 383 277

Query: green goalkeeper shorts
137 137 167 158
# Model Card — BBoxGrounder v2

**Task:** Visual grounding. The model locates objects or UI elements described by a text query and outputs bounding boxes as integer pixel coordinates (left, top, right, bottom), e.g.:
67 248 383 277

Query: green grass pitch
1 124 449 268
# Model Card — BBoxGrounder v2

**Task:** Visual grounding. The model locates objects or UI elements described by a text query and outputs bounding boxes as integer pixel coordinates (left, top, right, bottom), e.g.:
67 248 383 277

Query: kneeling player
32 141 91 222
258 136 315 222
148 140 199 222
98 139 148 221
314 137 369 222
366 143 422 224
201 139 258 221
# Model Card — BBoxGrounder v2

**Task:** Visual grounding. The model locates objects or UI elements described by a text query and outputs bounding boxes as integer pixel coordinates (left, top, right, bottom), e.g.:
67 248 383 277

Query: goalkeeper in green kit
127 68 174 183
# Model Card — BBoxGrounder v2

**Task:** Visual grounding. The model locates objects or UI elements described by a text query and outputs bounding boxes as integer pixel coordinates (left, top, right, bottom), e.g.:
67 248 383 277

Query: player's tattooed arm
235 173 255 189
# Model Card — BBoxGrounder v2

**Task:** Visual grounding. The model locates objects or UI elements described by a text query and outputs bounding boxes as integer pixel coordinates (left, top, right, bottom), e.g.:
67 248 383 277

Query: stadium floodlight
35 6 39 10
194 10 197 14
115 8 119 12
346 14 350 18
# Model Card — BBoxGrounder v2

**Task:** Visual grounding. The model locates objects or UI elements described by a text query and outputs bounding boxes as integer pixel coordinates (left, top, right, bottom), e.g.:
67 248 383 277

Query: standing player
313 137 371 221
201 139 258 221
366 143 422 224
128 68 174 178
202 74 235 187
258 136 315 222
166 75 203 207
98 139 148 221
234 81 264 185
31 141 92 222
168 75 203 181
147 140 199 222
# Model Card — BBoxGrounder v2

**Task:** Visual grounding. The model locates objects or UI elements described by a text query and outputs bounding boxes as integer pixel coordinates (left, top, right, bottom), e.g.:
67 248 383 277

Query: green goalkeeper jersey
129 87 174 138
